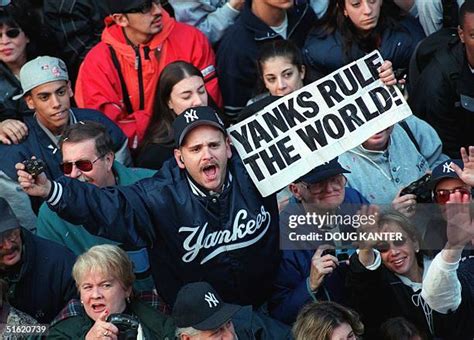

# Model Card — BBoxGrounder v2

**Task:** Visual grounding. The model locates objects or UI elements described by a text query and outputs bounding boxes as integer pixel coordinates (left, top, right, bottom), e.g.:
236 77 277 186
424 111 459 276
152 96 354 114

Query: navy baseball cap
173 106 226 146
172 282 241 330
428 159 464 189
295 157 350 184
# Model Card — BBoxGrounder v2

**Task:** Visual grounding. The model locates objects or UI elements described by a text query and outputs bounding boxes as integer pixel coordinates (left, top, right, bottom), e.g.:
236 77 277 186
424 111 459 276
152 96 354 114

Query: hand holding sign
228 51 412 196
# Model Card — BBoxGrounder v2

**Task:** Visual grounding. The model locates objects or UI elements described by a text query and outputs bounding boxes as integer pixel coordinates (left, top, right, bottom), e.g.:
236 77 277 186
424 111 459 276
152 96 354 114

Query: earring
126 297 131 304
80 300 84 304
415 249 419 253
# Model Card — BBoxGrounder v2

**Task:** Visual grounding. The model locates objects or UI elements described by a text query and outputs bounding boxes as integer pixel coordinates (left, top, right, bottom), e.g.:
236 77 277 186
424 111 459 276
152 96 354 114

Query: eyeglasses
127 0 160 14
374 237 408 253
60 155 104 175
0 228 19 244
0 27 21 39
434 187 471 205
300 174 347 194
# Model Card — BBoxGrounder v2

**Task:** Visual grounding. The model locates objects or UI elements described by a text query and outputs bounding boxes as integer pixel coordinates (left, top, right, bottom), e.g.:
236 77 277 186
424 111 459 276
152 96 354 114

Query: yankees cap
428 159 464 190
172 281 241 330
173 106 226 147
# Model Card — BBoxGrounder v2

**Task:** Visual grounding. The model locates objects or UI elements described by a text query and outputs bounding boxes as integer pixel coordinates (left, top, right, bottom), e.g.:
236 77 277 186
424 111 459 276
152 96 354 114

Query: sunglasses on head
60 155 104 175
374 237 407 253
0 27 21 39
126 0 160 14
434 187 471 205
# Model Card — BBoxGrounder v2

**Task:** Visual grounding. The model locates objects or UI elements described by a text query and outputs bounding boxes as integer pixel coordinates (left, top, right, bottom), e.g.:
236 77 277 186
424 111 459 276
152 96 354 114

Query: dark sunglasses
374 237 407 253
434 187 471 205
127 0 160 14
0 27 21 39
60 155 103 175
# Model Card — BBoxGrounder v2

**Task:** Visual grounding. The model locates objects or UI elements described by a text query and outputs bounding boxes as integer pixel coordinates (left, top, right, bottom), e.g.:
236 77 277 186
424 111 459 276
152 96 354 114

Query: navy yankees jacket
47 152 280 307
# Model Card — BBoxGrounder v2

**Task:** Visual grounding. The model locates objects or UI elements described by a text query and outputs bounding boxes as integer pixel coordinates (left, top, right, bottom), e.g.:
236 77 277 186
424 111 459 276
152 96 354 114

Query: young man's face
174 125 232 192
459 12 474 68
113 1 163 45
24 80 72 135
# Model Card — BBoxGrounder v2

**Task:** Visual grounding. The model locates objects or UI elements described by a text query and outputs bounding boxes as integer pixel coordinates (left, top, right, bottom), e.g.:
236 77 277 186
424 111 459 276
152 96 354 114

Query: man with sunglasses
35 121 156 292
74 0 222 149
422 158 472 250
270 158 369 324
0 198 77 323
0 56 130 231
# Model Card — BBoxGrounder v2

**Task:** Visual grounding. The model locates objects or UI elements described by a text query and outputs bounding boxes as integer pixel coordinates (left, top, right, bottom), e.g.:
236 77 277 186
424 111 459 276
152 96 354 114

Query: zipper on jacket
133 46 145 111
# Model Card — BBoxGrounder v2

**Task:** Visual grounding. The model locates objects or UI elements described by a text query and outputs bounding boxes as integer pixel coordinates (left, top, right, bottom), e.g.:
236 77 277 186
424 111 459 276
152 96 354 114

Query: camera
321 248 351 261
400 174 432 203
22 158 45 177
106 313 139 340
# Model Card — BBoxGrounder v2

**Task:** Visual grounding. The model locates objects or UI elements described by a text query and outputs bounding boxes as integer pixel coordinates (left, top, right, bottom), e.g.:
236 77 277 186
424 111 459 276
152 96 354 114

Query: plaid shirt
50 291 170 327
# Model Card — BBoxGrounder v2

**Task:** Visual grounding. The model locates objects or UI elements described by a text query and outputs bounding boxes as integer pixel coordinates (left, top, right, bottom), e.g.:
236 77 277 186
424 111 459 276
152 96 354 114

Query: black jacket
409 41 474 158
348 253 474 340
216 0 316 118
0 229 77 323
0 63 31 121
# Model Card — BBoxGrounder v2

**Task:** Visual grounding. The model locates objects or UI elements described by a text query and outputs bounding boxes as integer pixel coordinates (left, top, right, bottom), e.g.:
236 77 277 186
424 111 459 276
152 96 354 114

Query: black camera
400 174 432 203
321 248 350 262
106 313 139 340
22 158 45 177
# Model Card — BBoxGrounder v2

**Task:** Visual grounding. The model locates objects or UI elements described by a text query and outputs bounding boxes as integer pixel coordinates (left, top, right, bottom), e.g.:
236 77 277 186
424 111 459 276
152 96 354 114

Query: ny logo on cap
184 109 198 123
204 292 219 308
442 162 455 173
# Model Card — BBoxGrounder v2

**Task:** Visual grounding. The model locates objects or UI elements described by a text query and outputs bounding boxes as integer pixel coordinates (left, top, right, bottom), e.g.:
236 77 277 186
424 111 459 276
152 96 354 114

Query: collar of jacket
241 0 310 41
102 9 175 54
185 168 233 198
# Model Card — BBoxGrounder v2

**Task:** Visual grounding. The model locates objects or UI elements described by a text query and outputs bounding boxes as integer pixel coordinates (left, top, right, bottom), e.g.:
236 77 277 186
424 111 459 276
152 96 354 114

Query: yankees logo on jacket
47 151 280 307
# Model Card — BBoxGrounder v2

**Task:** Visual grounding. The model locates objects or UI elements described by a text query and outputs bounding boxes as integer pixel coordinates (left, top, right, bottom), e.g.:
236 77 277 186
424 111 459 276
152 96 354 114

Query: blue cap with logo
172 282 241 330
172 106 226 146
295 157 350 184
429 159 464 189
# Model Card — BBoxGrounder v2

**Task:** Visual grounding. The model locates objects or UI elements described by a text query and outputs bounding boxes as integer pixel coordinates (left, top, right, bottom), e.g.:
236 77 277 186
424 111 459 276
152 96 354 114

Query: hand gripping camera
400 174 432 203
106 313 139 340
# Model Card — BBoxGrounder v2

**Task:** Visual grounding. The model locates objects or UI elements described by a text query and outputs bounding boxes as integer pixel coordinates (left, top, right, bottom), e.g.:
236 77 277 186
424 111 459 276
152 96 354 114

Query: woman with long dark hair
303 0 425 80
136 61 209 170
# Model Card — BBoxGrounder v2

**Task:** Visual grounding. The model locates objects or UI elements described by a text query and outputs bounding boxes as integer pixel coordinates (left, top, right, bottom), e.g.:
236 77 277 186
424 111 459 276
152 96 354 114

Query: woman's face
344 0 382 33
379 221 420 281
0 24 29 66
331 322 356 340
167 75 208 115
261 56 305 96
78 269 131 321
362 126 393 151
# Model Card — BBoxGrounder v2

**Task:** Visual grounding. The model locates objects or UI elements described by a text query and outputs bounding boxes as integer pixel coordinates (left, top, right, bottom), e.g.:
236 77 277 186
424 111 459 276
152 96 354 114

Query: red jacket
75 10 222 148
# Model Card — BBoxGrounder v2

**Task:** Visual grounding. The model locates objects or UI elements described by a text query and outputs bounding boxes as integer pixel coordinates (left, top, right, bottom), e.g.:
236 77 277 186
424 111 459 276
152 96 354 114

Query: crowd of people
0 0 473 339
